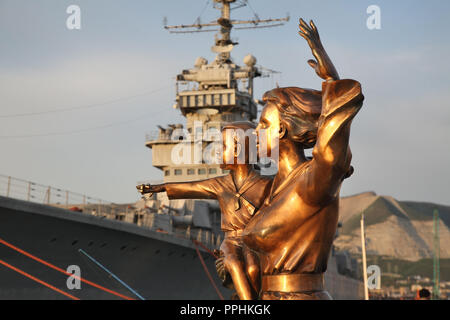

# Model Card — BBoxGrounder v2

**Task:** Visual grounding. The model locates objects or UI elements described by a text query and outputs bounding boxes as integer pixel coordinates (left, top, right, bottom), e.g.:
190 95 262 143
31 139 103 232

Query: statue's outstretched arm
137 179 219 200
298 19 339 82
164 179 219 200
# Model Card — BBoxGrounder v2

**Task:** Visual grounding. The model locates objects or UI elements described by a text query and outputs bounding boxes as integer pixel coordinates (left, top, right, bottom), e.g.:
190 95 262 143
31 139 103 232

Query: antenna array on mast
163 0 289 62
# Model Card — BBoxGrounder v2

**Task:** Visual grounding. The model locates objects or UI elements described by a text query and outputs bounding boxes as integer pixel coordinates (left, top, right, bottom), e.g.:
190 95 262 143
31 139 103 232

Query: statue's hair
262 87 322 149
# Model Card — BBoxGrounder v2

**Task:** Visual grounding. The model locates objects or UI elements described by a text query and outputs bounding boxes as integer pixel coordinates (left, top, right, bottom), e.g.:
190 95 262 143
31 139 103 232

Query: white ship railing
0 174 117 216
0 174 221 251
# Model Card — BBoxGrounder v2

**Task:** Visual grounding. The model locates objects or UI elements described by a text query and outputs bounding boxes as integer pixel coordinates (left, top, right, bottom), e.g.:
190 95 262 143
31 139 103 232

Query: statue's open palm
298 19 339 81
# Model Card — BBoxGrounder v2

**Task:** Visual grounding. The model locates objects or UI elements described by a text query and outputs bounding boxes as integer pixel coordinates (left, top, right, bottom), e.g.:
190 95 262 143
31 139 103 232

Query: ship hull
0 196 230 300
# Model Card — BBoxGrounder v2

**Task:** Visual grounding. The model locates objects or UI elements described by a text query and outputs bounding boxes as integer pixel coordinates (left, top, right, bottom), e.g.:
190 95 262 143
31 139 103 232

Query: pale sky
0 0 449 205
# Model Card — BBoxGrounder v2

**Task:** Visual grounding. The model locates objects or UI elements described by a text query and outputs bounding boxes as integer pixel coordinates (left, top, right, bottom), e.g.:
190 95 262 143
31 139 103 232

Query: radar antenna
164 0 289 62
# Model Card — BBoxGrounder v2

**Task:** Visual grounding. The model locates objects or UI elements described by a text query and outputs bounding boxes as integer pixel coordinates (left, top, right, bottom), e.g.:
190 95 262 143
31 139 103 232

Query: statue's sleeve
300 79 364 205
165 178 220 200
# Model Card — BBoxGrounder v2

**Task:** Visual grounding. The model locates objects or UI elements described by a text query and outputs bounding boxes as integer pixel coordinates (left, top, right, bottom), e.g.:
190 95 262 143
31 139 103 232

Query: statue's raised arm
297 19 364 205
298 19 339 81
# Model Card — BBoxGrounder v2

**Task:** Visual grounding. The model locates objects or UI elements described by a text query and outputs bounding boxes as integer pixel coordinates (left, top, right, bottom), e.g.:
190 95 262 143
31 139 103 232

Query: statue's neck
273 139 307 189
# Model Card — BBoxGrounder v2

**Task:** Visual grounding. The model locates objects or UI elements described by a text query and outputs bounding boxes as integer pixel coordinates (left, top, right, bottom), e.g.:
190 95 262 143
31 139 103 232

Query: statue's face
256 102 280 156
219 129 236 169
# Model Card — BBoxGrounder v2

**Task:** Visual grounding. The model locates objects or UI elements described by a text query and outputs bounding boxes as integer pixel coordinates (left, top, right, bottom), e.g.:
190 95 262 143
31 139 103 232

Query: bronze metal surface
261 273 324 293
242 19 364 300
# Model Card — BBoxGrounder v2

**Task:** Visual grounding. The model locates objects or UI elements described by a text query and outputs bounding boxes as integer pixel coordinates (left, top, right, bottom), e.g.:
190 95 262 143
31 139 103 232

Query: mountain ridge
335 192 450 261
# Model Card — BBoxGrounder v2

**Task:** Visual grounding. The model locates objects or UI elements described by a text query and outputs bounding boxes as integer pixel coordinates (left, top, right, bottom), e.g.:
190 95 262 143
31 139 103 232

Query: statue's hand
298 19 323 52
298 18 339 81
215 254 234 289
215 256 226 281
136 183 165 195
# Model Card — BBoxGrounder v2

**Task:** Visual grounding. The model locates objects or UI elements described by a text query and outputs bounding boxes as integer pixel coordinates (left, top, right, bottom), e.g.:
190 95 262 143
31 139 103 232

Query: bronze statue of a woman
242 19 364 300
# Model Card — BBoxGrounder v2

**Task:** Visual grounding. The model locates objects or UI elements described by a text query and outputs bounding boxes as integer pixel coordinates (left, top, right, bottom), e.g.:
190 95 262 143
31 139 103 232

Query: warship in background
0 0 363 299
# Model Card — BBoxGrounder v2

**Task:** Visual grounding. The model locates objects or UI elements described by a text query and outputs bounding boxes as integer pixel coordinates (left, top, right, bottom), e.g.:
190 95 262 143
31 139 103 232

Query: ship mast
216 0 233 62
164 0 289 63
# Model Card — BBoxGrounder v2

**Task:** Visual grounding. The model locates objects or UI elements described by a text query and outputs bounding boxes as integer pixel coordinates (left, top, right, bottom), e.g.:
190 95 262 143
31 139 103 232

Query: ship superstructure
146 0 288 182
